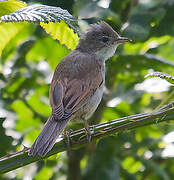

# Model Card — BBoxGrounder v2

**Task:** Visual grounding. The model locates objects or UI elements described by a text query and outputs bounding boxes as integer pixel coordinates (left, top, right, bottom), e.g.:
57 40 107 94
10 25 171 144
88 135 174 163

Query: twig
0 102 174 174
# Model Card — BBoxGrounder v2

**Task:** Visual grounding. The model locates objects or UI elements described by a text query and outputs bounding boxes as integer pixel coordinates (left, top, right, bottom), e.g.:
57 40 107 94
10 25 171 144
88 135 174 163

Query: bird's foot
63 129 73 150
84 125 94 143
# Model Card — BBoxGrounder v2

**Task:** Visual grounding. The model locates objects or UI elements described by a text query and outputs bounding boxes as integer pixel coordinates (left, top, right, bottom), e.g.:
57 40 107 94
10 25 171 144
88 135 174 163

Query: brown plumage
29 21 130 156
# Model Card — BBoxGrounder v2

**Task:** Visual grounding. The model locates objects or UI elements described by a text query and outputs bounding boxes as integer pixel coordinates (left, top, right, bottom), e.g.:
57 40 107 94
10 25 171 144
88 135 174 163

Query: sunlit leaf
122 157 142 173
0 0 26 17
40 20 79 50
0 4 80 35
0 0 27 56
0 4 80 50
26 36 70 69
35 167 53 180
0 22 27 56
11 100 40 131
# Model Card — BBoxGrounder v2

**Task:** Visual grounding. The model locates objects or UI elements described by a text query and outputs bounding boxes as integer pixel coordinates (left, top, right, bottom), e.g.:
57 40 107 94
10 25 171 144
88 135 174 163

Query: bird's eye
102 36 109 43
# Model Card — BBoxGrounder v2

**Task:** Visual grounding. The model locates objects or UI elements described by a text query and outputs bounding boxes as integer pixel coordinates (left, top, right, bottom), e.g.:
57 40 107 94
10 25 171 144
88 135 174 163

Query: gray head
76 21 131 58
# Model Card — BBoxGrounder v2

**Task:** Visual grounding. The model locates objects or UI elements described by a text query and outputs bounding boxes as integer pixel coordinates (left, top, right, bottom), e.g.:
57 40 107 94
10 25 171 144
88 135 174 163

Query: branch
1 102 174 174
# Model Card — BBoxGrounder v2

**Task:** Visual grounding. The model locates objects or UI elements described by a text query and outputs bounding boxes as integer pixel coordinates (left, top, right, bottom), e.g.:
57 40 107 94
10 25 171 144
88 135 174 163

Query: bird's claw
63 130 73 149
85 125 94 143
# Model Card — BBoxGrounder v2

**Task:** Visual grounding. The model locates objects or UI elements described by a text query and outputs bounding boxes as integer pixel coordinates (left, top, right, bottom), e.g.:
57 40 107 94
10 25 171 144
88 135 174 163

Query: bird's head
76 21 131 60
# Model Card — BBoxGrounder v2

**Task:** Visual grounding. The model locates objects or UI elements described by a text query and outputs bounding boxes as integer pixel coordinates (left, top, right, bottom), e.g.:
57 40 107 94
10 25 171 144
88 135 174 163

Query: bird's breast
71 83 104 122
83 84 104 119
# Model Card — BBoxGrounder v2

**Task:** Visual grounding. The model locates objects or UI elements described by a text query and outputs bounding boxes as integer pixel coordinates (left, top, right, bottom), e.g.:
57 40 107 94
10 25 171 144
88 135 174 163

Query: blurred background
1 0 174 179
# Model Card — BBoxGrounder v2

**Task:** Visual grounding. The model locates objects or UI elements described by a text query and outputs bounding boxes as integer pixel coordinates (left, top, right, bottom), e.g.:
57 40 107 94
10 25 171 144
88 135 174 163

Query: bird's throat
94 45 118 61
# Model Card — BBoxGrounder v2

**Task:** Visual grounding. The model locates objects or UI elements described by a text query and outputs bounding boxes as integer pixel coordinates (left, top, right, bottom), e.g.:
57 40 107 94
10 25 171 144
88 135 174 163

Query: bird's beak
115 37 132 44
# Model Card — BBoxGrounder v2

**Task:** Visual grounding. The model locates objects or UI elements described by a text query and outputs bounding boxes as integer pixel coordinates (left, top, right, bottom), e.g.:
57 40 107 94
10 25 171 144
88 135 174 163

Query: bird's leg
84 120 94 143
63 128 73 150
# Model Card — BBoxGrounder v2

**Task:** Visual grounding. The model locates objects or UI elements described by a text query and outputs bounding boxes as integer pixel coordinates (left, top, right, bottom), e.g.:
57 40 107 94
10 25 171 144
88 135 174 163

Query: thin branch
0 102 174 174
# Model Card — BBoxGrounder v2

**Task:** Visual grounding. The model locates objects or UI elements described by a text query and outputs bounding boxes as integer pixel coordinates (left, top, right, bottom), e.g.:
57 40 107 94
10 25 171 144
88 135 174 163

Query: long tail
29 115 69 157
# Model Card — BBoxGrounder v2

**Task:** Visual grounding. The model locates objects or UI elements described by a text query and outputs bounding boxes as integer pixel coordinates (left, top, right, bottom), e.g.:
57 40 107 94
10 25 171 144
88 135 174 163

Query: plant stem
0 102 174 174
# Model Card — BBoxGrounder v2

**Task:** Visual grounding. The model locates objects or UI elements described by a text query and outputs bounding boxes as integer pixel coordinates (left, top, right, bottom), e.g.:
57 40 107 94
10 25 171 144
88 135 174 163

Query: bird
29 21 131 157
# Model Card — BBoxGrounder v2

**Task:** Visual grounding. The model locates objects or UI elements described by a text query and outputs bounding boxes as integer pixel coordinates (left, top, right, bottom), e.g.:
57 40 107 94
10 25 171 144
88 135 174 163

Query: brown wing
49 72 103 120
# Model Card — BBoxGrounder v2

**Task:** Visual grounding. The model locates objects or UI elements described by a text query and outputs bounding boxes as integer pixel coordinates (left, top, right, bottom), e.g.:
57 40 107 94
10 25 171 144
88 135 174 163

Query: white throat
95 45 118 61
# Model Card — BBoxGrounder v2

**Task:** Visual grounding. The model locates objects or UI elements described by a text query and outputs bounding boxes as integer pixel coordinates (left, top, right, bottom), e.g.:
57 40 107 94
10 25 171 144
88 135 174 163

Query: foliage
1 0 174 179
0 0 27 56
0 3 80 50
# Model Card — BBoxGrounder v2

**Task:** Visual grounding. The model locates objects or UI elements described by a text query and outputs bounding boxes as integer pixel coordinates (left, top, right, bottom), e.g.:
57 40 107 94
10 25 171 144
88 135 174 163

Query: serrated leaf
0 4 80 35
0 4 80 50
40 21 79 50
145 72 174 85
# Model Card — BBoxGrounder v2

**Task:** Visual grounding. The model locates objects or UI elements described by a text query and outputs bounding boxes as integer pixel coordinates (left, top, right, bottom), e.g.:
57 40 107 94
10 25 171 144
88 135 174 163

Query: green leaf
27 90 51 117
123 5 166 41
0 4 80 50
145 71 174 85
0 0 27 56
26 36 70 69
0 4 80 35
11 100 40 131
40 20 79 50
35 167 53 180
116 54 174 74
122 156 142 173
153 5 174 36
0 22 27 56
124 35 171 54
0 0 26 17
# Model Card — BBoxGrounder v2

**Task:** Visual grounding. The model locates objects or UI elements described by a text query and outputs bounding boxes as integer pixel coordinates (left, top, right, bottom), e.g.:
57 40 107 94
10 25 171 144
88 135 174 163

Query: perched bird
29 21 131 157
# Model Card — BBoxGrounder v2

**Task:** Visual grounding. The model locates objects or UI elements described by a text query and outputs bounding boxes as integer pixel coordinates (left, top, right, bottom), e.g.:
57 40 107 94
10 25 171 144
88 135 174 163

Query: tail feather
29 115 69 157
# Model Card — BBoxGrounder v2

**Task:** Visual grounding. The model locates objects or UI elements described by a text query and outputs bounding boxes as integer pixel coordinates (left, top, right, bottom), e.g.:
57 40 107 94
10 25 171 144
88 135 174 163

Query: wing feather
50 64 104 120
